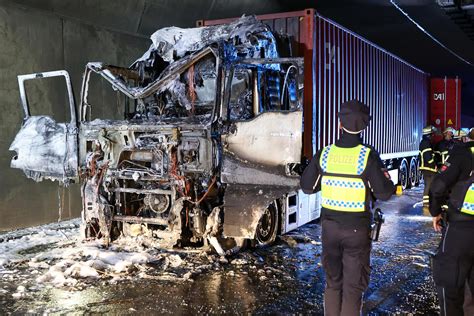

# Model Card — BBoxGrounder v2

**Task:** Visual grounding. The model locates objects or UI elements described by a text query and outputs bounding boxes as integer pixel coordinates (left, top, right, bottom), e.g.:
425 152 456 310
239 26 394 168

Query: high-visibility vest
447 147 474 216
460 148 474 215
461 183 474 215
319 144 370 212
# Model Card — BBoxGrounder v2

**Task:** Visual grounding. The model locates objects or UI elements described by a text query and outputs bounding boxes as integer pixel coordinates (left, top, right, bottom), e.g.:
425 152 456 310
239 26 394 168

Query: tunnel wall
0 1 149 231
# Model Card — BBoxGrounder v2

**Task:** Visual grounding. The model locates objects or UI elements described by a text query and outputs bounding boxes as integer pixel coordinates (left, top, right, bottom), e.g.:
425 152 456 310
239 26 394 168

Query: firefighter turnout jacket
301 133 395 227
419 136 437 172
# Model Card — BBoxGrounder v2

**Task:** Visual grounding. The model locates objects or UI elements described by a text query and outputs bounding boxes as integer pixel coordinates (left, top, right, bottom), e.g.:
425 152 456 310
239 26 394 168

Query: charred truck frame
10 16 307 252
10 9 432 252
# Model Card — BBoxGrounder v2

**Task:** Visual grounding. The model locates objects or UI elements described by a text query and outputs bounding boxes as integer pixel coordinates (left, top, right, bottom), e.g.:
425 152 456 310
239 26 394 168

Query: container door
430 77 462 131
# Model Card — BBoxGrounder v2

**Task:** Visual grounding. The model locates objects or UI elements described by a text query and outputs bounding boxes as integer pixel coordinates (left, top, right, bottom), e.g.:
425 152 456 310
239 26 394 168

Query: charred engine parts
143 194 170 214
190 207 205 237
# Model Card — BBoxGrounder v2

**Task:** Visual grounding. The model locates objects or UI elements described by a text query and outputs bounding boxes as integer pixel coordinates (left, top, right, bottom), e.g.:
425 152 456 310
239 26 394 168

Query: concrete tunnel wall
0 1 149 231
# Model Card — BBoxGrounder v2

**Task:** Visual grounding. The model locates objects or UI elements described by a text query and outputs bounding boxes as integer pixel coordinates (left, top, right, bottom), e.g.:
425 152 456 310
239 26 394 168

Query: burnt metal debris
9 16 304 252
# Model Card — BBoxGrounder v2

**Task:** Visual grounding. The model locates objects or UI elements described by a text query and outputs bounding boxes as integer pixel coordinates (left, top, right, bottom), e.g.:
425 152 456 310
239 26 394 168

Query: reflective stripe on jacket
420 147 437 172
440 151 449 164
319 145 370 212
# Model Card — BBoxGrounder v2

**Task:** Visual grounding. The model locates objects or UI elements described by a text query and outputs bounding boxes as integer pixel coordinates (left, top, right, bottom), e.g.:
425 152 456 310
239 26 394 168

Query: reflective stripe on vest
420 148 437 172
319 145 370 212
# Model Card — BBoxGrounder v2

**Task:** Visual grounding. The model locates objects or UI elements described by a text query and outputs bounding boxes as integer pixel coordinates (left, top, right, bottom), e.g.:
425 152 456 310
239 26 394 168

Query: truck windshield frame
79 47 220 125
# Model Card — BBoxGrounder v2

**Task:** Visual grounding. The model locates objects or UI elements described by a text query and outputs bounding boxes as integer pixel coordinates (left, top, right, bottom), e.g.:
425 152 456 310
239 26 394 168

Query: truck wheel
255 202 279 246
408 158 417 188
398 159 409 190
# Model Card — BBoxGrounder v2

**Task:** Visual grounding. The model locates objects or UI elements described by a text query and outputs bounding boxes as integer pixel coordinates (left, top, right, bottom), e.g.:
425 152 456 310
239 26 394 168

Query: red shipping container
430 77 462 132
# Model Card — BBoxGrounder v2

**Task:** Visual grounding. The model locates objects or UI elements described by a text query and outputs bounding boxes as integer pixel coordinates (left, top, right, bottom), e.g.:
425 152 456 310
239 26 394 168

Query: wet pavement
0 186 442 315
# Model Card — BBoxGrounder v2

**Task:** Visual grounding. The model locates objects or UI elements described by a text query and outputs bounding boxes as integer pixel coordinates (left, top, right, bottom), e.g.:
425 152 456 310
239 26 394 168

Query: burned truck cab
9 16 305 253
77 47 221 247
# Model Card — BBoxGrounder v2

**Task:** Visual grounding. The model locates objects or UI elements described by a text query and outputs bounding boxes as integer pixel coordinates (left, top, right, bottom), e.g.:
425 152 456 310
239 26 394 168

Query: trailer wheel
408 158 417 188
255 202 278 246
398 159 409 190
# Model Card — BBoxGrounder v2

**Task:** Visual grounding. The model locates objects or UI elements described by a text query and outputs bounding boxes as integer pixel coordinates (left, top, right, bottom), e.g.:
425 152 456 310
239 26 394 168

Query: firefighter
419 125 437 209
429 128 474 316
300 100 395 316
453 128 468 144
435 127 455 167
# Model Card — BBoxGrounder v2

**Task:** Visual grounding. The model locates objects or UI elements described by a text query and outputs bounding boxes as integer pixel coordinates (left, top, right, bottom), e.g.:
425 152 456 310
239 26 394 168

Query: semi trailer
9 9 456 252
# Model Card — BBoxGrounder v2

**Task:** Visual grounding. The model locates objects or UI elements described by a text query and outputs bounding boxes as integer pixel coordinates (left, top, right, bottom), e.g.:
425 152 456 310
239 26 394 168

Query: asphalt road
0 186 444 315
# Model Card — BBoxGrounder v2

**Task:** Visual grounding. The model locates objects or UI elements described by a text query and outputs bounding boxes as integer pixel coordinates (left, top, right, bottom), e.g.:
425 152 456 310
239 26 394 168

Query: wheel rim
256 204 277 245
400 162 408 189
409 160 417 187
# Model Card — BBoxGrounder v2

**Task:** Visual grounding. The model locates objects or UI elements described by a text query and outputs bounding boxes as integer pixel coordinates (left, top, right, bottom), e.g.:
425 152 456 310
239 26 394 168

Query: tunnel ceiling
5 0 474 78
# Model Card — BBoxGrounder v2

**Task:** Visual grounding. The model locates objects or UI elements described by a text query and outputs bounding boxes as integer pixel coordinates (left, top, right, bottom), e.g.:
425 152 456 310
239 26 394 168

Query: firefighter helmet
443 127 455 135
422 125 435 135
454 128 468 139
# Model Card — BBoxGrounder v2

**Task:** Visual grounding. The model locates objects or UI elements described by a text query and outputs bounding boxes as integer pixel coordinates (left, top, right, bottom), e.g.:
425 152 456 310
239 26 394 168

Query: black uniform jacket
300 132 395 227
419 136 437 171
430 142 474 220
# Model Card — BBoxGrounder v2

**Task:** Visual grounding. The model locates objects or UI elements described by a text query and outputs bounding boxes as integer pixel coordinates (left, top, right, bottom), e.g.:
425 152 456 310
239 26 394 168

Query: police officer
429 128 474 316
435 127 455 167
300 100 395 316
419 125 437 209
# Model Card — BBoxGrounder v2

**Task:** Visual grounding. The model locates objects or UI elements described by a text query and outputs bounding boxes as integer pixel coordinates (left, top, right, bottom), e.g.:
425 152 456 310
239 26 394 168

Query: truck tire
398 159 409 190
254 202 279 247
408 158 417 188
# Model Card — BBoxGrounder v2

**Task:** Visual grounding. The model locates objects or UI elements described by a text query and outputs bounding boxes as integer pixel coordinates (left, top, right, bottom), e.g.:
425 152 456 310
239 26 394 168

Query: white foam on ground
403 216 433 222
412 201 424 208
0 219 184 288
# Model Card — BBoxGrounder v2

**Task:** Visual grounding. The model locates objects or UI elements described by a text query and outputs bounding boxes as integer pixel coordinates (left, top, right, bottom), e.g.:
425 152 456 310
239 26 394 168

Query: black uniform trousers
432 221 474 316
322 219 371 316
422 170 437 207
